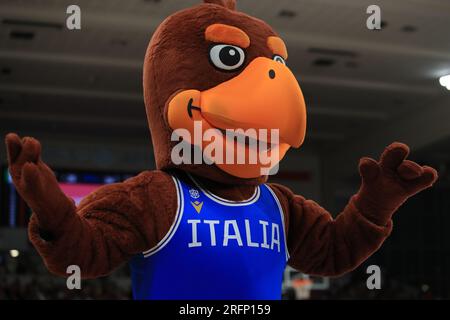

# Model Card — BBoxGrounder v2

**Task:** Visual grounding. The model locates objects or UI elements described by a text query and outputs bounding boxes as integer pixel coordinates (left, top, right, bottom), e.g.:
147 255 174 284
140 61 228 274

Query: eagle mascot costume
5 0 438 300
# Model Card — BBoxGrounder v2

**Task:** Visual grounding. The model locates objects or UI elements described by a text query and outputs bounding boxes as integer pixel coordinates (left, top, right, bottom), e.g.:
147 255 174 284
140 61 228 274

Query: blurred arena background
1 0 450 300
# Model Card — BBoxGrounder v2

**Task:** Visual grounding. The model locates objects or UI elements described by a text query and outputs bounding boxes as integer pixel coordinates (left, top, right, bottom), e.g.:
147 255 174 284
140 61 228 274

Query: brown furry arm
5 132 177 279
27 171 176 279
268 144 437 277
270 183 392 277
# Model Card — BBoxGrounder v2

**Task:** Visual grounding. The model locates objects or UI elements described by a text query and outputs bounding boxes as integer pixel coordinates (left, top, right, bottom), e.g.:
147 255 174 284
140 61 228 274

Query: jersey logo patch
191 200 204 213
189 188 200 199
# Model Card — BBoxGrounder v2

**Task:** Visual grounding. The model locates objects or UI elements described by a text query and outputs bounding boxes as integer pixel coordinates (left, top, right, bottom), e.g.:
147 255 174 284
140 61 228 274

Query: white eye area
210 44 245 71
273 55 287 65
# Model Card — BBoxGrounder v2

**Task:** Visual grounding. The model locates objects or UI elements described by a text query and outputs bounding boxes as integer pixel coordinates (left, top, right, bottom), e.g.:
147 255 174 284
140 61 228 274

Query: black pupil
219 46 240 66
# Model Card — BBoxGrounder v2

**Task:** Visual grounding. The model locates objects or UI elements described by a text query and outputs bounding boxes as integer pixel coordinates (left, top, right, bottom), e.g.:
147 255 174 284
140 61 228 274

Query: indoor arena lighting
439 75 450 90
9 249 20 258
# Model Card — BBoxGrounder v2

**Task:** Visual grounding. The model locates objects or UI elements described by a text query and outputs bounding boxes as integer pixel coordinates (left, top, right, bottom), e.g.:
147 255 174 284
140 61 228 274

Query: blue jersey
129 173 289 300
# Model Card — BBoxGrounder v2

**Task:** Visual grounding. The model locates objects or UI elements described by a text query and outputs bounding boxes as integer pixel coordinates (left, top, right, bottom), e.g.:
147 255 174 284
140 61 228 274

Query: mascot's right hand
5 133 76 235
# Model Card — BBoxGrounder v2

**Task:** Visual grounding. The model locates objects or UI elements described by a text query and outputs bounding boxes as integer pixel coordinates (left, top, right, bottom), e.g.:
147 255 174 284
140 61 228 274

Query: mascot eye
273 55 286 65
209 44 245 71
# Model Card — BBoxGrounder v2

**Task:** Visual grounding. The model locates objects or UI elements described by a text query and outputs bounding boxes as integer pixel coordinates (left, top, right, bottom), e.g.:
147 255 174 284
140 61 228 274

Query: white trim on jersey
187 173 261 207
265 184 290 262
142 176 184 258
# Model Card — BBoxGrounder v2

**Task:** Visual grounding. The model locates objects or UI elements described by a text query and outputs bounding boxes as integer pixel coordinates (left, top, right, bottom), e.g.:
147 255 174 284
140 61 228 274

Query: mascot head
143 0 306 185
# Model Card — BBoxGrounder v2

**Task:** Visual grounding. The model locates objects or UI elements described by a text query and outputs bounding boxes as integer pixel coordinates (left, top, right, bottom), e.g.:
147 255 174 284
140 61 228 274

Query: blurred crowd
311 278 432 300
0 251 131 300
0 275 131 300
0 250 439 300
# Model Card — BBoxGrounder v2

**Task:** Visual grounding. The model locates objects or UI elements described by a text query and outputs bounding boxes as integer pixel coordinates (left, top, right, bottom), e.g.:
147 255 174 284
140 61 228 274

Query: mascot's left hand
355 142 438 226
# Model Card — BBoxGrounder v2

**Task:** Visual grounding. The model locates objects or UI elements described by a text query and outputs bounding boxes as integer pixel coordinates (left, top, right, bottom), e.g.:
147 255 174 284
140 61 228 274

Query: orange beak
167 57 307 178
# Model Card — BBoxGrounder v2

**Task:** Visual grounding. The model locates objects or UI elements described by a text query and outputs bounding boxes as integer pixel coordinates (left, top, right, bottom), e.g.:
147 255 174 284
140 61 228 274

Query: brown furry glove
5 133 76 238
355 142 438 226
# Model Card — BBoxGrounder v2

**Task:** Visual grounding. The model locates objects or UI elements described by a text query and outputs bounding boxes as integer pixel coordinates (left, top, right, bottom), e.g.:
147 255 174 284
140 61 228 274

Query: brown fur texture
204 0 236 11
4 0 438 284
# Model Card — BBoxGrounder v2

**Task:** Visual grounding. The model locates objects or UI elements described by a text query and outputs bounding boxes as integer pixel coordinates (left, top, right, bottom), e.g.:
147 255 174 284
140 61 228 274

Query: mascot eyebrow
267 36 288 59
205 23 250 48
205 24 288 60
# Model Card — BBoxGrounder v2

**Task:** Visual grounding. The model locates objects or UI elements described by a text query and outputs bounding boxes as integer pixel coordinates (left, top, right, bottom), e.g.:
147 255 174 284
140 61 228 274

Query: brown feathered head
143 0 306 185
